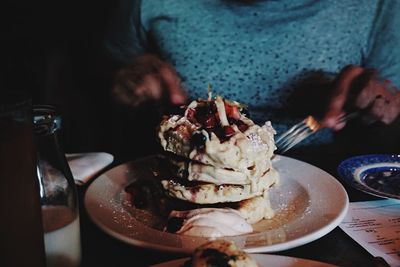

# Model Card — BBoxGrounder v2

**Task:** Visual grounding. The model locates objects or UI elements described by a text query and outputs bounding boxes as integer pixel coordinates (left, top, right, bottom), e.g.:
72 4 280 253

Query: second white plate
84 155 349 253
151 254 337 267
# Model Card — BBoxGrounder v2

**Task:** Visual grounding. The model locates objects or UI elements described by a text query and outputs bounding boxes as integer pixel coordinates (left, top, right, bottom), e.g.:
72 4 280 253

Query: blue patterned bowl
338 154 400 200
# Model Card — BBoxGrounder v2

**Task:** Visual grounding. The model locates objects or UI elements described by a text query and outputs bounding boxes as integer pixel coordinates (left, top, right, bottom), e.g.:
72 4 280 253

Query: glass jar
33 105 81 267
0 93 46 267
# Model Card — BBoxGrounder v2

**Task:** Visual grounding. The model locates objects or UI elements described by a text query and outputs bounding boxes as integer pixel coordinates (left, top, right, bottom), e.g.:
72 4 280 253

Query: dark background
2 1 160 163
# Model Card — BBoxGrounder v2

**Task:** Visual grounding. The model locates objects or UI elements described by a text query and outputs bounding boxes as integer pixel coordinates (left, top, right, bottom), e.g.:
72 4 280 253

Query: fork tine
278 127 313 153
275 121 308 144
275 116 321 154
276 126 308 148
276 125 314 153
276 112 359 154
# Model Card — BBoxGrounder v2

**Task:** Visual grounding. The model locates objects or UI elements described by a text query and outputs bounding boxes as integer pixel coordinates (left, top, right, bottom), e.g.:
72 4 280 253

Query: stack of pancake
158 95 279 236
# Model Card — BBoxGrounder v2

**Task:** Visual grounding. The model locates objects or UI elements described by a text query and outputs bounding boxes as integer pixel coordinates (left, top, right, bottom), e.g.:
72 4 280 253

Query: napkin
66 152 114 185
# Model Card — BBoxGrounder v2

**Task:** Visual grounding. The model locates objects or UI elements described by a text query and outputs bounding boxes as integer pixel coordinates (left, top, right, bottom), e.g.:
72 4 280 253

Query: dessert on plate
183 239 258 267
157 92 279 237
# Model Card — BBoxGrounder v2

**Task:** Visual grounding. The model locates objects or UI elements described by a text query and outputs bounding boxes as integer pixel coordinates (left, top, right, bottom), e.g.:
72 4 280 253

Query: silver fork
275 112 359 154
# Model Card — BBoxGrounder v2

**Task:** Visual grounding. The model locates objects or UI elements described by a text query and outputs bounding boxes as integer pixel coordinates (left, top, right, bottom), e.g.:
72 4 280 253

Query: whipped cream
169 208 253 238
158 115 200 156
190 121 276 191
191 120 275 169
188 162 249 185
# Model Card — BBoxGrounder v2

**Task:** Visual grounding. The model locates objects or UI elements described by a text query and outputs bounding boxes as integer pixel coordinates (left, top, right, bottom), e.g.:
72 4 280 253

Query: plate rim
150 253 337 267
337 154 400 200
84 155 349 253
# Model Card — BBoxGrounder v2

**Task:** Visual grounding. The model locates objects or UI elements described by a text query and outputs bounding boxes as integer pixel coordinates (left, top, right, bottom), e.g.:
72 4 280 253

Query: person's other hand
322 65 400 131
112 54 187 108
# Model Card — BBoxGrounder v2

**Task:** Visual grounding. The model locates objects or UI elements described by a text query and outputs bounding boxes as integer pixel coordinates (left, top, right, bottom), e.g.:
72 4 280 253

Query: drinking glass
33 105 82 267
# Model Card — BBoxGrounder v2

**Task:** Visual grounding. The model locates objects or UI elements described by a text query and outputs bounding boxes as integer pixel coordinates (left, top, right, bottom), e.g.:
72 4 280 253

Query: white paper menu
339 199 400 266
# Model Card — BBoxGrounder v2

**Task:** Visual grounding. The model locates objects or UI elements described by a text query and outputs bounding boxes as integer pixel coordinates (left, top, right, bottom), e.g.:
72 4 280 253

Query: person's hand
112 54 187 108
322 65 400 131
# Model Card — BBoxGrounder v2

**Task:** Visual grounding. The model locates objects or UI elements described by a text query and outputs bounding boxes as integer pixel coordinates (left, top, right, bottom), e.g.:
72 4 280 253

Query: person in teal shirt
104 0 400 151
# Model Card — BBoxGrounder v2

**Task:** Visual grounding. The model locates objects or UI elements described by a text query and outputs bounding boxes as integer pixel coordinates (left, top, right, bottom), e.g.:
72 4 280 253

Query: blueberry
192 132 206 147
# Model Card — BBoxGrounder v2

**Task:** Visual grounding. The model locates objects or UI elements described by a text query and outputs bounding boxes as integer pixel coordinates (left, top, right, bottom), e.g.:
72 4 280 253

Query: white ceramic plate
150 254 337 267
84 155 348 253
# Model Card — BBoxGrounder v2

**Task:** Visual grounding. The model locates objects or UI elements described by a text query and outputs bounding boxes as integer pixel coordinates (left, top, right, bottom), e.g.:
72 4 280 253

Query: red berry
223 126 236 137
238 124 249 132
204 115 217 129
224 103 241 120
186 108 196 122
237 122 249 132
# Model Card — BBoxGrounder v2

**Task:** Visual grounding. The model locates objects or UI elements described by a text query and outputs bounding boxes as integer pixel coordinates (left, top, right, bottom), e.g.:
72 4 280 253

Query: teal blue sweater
105 0 400 145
